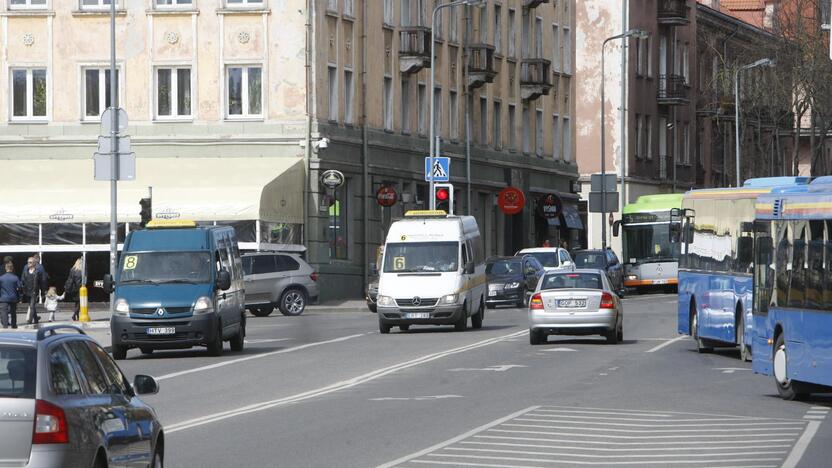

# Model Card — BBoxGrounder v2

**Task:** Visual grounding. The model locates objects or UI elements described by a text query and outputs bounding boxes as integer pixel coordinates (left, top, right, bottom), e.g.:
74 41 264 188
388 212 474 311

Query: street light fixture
428 0 485 210
734 58 774 187
599 29 648 249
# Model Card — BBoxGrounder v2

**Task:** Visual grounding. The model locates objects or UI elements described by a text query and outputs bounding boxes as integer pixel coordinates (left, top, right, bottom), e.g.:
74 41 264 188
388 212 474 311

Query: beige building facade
0 0 577 300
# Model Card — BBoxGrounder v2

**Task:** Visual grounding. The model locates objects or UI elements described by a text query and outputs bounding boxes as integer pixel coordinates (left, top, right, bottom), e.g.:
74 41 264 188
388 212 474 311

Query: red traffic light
435 188 450 201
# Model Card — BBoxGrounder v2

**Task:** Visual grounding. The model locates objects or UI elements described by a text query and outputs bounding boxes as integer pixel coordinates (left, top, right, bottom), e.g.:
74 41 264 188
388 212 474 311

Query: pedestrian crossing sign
424 157 450 182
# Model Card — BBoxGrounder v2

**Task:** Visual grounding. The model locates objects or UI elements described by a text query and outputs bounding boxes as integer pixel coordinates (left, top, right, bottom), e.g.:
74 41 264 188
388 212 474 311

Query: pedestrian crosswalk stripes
386 405 810 468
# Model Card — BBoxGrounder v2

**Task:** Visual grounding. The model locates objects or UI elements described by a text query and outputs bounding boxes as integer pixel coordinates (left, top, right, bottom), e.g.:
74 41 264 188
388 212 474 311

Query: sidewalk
16 308 113 349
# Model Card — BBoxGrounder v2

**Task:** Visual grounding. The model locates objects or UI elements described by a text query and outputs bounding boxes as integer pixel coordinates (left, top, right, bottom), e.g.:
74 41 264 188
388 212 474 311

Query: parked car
242 252 320 317
485 256 545 308
572 248 625 297
528 269 624 345
0 325 163 467
515 247 574 272
366 280 378 313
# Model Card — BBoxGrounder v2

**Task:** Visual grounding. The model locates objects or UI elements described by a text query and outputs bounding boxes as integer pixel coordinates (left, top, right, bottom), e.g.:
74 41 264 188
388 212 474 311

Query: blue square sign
424 157 450 182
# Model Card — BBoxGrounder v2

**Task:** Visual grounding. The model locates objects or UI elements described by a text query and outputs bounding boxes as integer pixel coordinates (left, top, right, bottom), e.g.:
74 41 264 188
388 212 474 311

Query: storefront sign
538 194 563 219
320 170 345 190
376 186 398 207
48 209 74 221
497 187 526 215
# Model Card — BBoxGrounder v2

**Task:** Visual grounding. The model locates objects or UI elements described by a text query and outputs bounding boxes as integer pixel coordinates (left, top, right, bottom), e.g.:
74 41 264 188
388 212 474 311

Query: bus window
754 225 773 316
788 223 806 308
774 221 790 308
826 220 832 310
806 220 824 309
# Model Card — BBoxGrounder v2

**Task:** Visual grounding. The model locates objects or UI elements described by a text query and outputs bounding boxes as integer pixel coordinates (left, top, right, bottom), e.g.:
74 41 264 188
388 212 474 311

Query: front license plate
558 299 586 308
146 327 175 335
489 290 497 296
653 279 668 285
404 312 430 319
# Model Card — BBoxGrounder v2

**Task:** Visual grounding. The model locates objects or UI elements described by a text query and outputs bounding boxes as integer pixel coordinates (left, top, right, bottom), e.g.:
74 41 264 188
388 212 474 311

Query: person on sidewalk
22 257 45 324
0 262 21 329
44 286 64 322
64 258 83 321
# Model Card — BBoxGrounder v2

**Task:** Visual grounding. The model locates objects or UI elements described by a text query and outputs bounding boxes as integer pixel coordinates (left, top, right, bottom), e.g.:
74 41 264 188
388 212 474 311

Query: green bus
613 193 684 292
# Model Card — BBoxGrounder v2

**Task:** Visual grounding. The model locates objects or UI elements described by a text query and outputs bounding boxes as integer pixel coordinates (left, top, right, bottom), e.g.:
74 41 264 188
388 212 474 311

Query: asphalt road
115 293 832 468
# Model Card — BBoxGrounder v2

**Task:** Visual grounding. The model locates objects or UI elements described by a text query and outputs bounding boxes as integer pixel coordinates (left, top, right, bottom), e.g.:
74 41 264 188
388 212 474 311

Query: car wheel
529 329 544 345
368 304 377 313
691 304 712 353
151 444 164 468
140 347 154 355
486 303 495 310
379 318 391 334
230 316 245 352
617 324 623 342
399 325 410 332
774 333 808 401
520 288 529 307
250 306 273 317
279 288 307 316
471 301 484 329
92 451 107 468
454 304 468 332
605 327 619 344
207 324 223 357
111 344 127 361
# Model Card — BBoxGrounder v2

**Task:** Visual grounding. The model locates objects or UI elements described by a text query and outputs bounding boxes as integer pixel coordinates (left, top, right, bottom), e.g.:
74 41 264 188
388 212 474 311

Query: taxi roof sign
404 210 447 217
145 219 198 229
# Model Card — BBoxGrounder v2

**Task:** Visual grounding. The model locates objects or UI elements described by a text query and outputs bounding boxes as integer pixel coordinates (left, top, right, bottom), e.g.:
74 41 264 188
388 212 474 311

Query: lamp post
734 58 774 187
600 29 647 249
428 0 484 209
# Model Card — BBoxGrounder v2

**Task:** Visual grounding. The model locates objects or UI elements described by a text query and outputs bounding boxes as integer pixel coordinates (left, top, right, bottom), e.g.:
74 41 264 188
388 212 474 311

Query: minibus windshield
119 251 213 284
383 242 459 273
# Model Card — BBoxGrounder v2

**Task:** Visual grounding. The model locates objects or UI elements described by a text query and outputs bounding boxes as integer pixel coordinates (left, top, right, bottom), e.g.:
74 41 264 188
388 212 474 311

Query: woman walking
64 258 83 321
22 257 45 324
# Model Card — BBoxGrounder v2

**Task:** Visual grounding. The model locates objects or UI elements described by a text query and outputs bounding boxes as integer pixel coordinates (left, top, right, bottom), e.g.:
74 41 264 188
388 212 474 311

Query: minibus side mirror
670 223 682 243
685 223 695 244
216 269 231 291
102 274 114 294
612 220 621 237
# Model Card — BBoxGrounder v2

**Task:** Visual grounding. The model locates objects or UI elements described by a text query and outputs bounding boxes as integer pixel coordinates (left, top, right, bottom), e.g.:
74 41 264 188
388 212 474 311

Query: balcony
399 26 431 74
523 0 550 8
657 0 690 26
466 44 497 90
657 74 690 106
520 58 552 101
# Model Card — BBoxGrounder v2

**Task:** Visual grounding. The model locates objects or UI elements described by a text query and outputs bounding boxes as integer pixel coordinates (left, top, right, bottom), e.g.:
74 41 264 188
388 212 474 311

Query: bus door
752 220 774 364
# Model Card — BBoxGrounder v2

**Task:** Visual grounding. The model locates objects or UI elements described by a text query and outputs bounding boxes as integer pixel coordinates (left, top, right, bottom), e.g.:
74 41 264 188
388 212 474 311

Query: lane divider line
167 329 529 433
781 421 822 468
646 336 688 353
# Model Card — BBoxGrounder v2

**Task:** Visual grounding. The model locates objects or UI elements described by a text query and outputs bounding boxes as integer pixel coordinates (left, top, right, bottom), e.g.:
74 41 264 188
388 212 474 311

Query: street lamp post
428 0 483 210
734 58 774 187
600 29 647 249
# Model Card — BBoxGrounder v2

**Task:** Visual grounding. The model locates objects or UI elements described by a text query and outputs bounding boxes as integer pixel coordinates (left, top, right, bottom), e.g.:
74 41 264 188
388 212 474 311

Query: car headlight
626 275 638 281
193 296 213 314
114 299 129 316
505 282 521 289
440 294 458 305
377 295 395 307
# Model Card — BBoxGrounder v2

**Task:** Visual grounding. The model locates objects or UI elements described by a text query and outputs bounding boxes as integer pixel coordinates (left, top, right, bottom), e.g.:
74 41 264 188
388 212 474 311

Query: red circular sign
376 186 398 207
498 187 526 215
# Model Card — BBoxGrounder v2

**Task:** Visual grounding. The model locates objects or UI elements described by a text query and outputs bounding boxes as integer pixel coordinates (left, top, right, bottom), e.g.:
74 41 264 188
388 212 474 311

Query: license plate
489 290 497 296
404 312 430 319
653 279 668 285
146 327 175 335
558 299 586 308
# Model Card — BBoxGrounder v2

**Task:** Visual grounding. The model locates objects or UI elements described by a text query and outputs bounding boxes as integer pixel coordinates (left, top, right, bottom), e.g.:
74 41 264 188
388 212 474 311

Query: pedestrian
0 262 21 329
64 258 83 321
22 257 45 324
44 286 64 322
542 239 551 247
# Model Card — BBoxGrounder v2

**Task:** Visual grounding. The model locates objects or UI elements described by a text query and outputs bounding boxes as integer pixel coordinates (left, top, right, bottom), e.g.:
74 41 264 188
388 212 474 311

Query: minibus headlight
193 296 213 314
114 299 129 316
440 294 458 305
626 274 638 281
376 295 395 307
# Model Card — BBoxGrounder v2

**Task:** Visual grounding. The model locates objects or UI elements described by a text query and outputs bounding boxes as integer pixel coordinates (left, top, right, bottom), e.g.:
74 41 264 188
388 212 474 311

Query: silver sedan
528 269 624 345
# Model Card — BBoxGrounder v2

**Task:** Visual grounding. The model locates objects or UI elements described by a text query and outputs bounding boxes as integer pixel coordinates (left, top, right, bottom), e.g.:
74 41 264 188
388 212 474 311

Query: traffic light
434 183 454 214
139 197 152 228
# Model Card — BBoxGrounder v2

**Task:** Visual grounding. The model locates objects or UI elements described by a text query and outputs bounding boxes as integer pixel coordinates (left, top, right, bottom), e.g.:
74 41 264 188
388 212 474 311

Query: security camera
318 138 329 149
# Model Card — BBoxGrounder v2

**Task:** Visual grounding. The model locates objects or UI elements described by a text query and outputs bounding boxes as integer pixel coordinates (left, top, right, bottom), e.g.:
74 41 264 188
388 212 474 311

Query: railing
658 74 689 104
467 44 496 75
399 27 431 58
657 0 689 24
520 58 552 86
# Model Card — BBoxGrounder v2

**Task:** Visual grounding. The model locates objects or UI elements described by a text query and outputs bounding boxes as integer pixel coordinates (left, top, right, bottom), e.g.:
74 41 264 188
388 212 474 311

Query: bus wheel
691 308 712 353
773 334 808 401
737 310 750 362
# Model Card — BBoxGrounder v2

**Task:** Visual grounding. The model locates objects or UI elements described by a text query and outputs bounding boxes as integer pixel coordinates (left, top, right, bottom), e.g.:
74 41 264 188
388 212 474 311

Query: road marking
488 428 800 440
715 367 752 374
376 406 540 468
524 413 803 424
448 365 528 372
802 415 826 420
541 347 577 352
645 335 688 353
460 440 792 452
442 446 788 459
243 338 291 344
156 333 365 381
781 420 821 468
167 329 529 433
370 395 463 402
474 435 796 446
409 461 538 468
424 453 783 465
514 417 804 428
501 423 799 434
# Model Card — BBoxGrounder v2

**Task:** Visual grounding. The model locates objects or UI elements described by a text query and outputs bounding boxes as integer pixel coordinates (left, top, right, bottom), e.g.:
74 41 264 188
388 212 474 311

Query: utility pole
108 0 119 309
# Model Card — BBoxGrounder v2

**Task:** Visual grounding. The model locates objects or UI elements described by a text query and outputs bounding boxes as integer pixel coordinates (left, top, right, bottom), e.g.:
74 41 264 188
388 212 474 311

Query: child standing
44 287 64 322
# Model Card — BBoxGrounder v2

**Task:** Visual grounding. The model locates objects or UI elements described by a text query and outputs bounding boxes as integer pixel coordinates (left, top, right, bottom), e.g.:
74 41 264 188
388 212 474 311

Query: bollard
79 285 90 322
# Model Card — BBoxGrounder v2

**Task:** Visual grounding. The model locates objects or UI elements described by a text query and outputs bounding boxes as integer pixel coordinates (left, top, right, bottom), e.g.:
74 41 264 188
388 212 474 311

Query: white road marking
538 405 806 421
501 423 799 434
810 406 830 410
715 367 752 374
805 410 828 414
475 435 797 446
424 453 783 465
781 420 822 468
448 365 529 372
441 446 788 459
168 329 529 433
488 429 800 440
802 415 826 420
460 440 792 452
532 408 675 418
541 347 577 352
243 338 290 344
513 418 803 429
645 335 688 353
156 333 365 381
523 413 806 424
370 395 463 402
410 461 538 468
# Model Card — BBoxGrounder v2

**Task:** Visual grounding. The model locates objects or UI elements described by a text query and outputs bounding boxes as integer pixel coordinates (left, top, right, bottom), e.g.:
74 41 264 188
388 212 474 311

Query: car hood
378 273 460 298
116 283 213 310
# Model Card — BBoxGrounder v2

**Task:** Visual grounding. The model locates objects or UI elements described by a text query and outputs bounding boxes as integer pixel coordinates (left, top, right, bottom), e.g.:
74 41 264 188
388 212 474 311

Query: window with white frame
521 10 530 58
401 0 411 27
344 0 353 16
383 76 393 130
402 78 412 133
384 0 394 25
328 66 338 121
155 0 193 7
507 9 516 57
494 5 502 54
645 115 653 160
344 69 354 124
9 0 47 9
535 109 543 156
80 0 117 9
683 123 690 165
552 114 561 159
552 24 560 73
563 28 572 74
225 0 263 7
434 0 443 40
563 116 572 161
83 67 119 120
682 42 690 84
479 96 488 145
10 68 47 120
156 67 191 118
327 0 337 12
636 114 644 158
493 101 502 149
534 17 543 58
418 83 427 134
449 6 458 42
508 103 516 150
449 90 458 140
479 5 487 43
226 65 262 118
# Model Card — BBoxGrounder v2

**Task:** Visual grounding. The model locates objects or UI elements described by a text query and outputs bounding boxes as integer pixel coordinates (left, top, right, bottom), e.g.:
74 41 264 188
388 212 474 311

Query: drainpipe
465 5 472 214
361 0 370 290
304 0 314 252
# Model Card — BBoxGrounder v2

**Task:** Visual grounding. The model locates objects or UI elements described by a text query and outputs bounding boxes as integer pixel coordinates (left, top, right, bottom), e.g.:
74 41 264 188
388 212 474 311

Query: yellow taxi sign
404 210 447 217
145 219 198 229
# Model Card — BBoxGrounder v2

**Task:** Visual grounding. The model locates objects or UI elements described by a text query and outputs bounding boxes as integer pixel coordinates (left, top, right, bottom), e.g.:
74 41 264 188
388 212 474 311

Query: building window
418 83 427 134
449 90 459 140
637 37 646 77
344 0 353 17
535 109 543 156
563 116 572 161
155 0 193 7
9 0 47 9
522 103 530 154
552 114 561 160
344 69 354 124
402 78 412 133
563 28 572 74
401 0 411 26
646 115 653 160
647 37 653 77
494 5 502 54
449 4 458 42
534 17 543 58
384 0 394 25
479 5 488 43
521 10 530 58
328 66 338 121
683 123 691 165
81 0 119 9
682 42 690 84
10 68 47 120
434 0 443 40
635 114 643 158
326 0 337 12
508 8 516 58
83 68 118 120
226 65 262 118
493 101 502 149
383 76 393 130
225 0 263 6
155 67 191 119
328 181 350 260
552 24 560 73
480 97 488 146
508 103 516 150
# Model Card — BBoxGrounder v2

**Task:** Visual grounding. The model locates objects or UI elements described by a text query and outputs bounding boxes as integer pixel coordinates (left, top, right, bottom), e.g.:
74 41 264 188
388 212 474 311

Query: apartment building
0 0 577 300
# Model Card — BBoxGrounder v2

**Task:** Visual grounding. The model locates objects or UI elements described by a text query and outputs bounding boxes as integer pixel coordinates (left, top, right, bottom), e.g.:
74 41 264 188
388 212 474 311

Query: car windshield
525 252 559 268
486 260 522 276
0 346 36 399
574 252 606 268
118 251 213 284
541 273 603 291
623 223 680 264
383 242 459 273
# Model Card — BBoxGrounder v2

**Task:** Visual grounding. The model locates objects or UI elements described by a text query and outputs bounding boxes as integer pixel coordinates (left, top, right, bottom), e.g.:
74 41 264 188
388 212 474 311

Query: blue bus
752 177 832 399
677 177 810 360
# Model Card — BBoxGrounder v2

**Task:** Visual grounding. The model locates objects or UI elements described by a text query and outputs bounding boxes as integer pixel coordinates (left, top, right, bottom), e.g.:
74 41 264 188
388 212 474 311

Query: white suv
515 247 574 272
242 252 320 317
